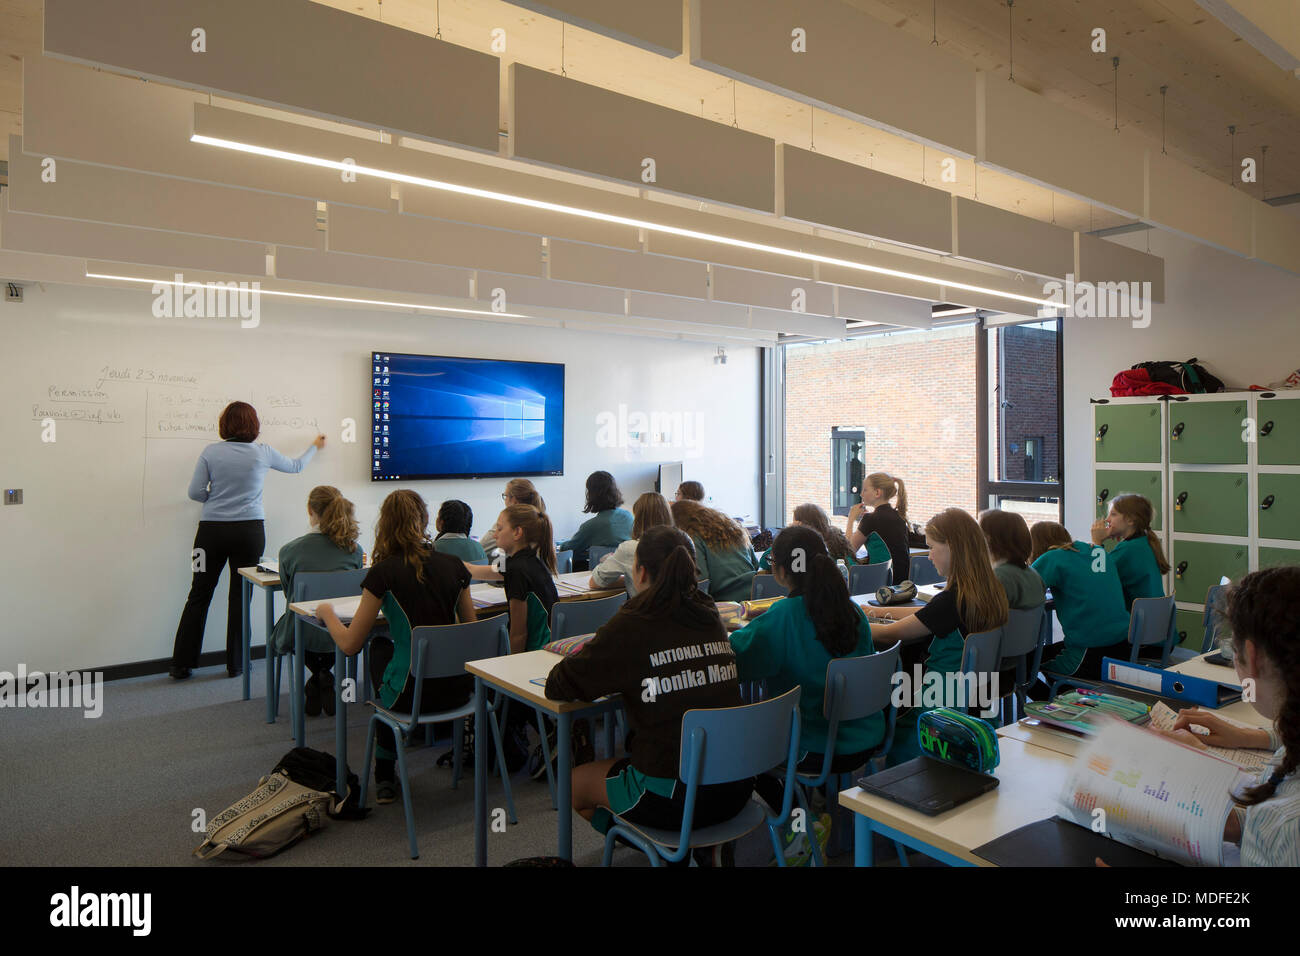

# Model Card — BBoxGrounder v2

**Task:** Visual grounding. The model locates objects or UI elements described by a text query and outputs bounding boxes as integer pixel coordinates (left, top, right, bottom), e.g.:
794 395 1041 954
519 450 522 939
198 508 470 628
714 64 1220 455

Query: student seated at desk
557 471 633 572
432 499 488 564
589 492 673 594
1028 521 1130 690
869 508 1008 764
758 503 856 572
1091 493 1169 611
545 526 753 857
270 486 364 718
670 499 758 602
674 480 705 503
1148 567 1300 867
977 509 1045 611
731 526 882 863
465 504 559 653
316 490 476 804
480 478 546 556
846 472 911 581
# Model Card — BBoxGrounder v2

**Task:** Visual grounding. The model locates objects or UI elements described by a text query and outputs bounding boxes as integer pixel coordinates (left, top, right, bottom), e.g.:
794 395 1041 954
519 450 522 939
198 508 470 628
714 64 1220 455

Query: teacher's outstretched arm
267 433 326 473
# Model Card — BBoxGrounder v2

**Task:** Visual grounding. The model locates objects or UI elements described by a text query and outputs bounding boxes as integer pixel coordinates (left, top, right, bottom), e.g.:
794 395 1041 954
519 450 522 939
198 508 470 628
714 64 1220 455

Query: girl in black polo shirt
466 504 559 653
846 472 911 581
546 526 753 845
317 490 475 803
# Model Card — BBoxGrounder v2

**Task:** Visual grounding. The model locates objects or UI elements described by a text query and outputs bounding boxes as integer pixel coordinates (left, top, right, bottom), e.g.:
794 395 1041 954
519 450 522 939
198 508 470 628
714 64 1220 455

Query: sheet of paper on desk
1146 703 1273 774
257 560 279 573
554 580 589 596
1059 719 1248 866
320 596 361 622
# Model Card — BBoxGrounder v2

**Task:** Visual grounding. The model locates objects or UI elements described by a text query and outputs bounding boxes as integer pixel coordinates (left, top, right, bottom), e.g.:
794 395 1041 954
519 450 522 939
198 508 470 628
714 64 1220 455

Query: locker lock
1175 491 1188 511
1171 422 1185 440
1095 423 1109 442
1096 488 1109 505
1260 420 1274 437
1178 630 1187 643
1261 495 1276 511
1176 560 1188 580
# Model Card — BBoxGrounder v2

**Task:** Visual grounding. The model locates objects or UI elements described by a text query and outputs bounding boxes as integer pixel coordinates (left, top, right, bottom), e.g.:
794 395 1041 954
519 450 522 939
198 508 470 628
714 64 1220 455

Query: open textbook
1145 702 1274 774
1059 719 1254 866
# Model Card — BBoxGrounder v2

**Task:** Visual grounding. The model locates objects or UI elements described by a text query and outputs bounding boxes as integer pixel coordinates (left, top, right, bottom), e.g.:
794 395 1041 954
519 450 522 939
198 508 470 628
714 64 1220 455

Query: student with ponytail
1156 566 1300 866
480 478 546 555
466 504 559 653
846 472 911 581
870 508 1008 763
270 486 363 717
1091 493 1170 610
1028 521 1130 687
760 503 856 571
546 527 752 849
317 490 476 803
731 527 883 858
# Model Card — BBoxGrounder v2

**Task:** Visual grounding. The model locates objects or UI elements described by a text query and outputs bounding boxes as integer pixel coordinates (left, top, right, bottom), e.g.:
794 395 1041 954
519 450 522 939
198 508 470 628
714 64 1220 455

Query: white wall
0 283 760 672
1063 227 1300 532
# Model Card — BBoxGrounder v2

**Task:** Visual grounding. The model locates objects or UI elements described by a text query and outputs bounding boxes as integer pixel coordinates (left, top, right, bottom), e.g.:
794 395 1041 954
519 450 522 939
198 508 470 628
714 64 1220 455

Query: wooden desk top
464 649 613 714
237 566 281 587
838 737 1072 866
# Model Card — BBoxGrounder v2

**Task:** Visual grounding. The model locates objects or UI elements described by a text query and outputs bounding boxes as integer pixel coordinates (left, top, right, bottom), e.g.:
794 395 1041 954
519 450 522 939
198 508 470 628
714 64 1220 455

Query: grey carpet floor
0 664 882 867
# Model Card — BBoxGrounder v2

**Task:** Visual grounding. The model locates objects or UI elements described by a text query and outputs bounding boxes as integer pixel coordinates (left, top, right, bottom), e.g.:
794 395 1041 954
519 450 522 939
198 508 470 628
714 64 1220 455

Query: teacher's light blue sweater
187 440 317 521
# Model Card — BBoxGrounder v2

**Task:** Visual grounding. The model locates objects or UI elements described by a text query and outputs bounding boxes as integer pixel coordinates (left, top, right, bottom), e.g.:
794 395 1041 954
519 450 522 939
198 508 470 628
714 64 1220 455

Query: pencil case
917 708 1000 773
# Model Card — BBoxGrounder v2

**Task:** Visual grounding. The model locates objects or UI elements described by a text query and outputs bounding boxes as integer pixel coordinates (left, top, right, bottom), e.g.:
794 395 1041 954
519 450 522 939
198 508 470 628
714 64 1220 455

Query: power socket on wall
4 489 22 505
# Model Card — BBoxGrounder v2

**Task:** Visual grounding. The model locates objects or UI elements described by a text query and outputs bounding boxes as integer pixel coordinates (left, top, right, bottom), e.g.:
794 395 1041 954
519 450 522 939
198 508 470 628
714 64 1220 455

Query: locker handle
1261 495 1275 511
1097 487 1109 505
1260 420 1274 437
1171 422 1185 440
1176 560 1188 580
1175 491 1188 511
1095 423 1108 442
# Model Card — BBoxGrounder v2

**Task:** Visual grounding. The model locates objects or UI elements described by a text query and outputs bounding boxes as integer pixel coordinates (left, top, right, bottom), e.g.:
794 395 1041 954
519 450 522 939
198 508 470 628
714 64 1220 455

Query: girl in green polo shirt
432 499 488 564
557 471 633 571
670 499 758 602
1091 493 1169 610
1029 521 1131 689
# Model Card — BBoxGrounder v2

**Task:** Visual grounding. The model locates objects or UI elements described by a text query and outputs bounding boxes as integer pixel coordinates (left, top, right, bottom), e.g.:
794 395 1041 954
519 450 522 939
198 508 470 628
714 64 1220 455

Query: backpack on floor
273 747 369 820
193 771 333 860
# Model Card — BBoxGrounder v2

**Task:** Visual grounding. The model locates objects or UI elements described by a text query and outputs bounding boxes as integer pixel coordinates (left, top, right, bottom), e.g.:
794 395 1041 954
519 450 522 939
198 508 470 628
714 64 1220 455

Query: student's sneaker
319 671 336 718
375 779 400 805
304 672 322 718
529 725 557 781
813 813 832 862
771 814 829 867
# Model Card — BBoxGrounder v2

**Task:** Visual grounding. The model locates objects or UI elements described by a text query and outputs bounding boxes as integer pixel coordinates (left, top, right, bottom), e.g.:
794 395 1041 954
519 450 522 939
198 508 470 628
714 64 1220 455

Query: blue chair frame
602 687 804 867
359 617 516 859
587 545 616 568
908 554 943 587
996 605 1047 724
555 550 574 574
847 561 891 596
751 574 790 600
958 626 1004 718
1047 594 1178 698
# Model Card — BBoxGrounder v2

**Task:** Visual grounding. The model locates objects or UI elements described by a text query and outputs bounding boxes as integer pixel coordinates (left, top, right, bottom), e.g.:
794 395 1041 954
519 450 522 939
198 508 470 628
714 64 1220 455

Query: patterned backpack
193 771 333 860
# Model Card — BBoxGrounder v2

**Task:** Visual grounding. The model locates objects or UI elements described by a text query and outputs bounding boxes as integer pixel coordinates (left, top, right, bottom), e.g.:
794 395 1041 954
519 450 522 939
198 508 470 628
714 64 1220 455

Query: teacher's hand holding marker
169 400 324 681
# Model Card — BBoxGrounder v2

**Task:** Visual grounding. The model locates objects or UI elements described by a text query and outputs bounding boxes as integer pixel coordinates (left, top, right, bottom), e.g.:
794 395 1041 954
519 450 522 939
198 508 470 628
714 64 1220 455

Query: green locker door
1174 608 1206 653
1094 403 1162 463
1257 398 1300 465
1170 472 1248 537
1096 470 1163 529
1259 546 1300 570
1258 474 1300 542
1171 540 1248 604
1168 399 1248 464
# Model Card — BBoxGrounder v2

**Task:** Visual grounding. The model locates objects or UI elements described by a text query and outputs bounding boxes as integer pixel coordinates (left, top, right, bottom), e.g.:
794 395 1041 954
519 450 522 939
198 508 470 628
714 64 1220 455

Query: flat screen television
370 350 565 481
656 462 683 496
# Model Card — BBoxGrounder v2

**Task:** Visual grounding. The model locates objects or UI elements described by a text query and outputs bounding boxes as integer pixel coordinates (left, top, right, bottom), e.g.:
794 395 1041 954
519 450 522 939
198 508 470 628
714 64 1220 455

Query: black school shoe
169 666 192 680
304 672 322 717
319 671 336 717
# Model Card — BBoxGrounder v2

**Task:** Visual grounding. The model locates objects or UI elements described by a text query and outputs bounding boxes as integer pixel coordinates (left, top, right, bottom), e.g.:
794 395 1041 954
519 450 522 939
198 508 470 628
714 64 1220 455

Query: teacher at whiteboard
170 401 325 680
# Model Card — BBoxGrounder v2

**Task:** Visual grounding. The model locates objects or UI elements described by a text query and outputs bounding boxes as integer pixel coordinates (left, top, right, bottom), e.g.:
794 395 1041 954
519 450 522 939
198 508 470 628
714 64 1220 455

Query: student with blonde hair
270 486 363 717
1091 493 1170 610
466 504 559 653
589 492 674 593
846 472 911 581
670 499 758 602
870 508 1008 763
480 478 546 554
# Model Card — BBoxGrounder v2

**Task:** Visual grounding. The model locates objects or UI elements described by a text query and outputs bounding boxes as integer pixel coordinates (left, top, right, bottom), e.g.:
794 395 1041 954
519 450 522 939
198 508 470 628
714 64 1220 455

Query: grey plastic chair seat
751 574 790 600
612 800 769 850
848 562 891 596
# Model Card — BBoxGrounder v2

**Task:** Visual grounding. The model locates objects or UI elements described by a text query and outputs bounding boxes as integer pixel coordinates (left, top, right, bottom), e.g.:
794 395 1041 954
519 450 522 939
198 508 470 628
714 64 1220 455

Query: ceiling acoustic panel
954 198 1075 280
747 306 844 337
1077 235 1167 304
710 265 834 315
273 248 471 299
23 58 390 210
691 0 977 155
499 1 683 56
1252 202 1300 276
627 292 751 329
1146 151 1254 259
328 204 544 277
509 63 775 212
982 75 1146 218
8 137 320 248
781 145 952 254
473 272 628 316
549 241 709 298
835 286 932 330
43 0 499 150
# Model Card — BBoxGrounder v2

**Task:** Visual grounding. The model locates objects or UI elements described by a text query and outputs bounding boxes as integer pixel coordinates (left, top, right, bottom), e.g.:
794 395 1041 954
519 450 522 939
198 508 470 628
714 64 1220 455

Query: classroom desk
838 736 1073 867
468 571 623 612
996 652 1269 759
465 649 621 866
237 567 281 711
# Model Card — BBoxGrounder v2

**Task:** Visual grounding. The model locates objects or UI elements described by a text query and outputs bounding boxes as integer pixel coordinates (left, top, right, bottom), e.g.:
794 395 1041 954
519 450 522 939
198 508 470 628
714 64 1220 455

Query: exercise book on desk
979 719 1249 866
1145 702 1273 774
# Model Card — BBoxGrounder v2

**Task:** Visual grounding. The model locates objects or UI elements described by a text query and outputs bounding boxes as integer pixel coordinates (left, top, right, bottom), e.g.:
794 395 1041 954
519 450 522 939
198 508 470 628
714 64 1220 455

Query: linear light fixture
931 305 977 317
191 133 1063 311
85 271 531 319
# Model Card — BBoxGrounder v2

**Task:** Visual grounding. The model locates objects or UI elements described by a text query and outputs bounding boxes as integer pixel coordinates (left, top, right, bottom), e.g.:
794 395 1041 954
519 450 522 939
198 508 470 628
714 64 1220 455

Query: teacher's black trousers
171 519 265 673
